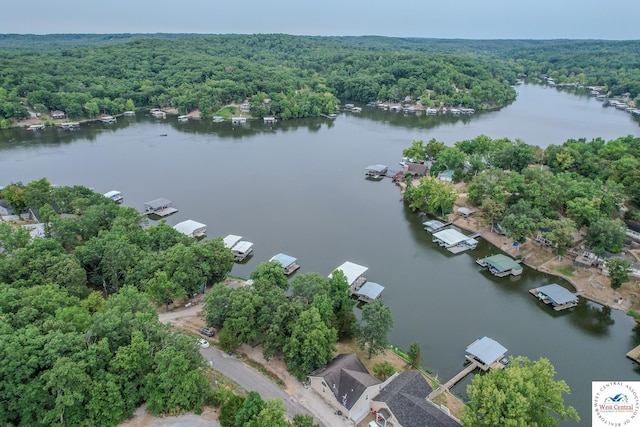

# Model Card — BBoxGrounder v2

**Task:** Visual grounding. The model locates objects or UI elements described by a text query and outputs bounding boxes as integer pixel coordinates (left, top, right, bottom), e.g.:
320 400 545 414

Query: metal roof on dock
481 254 522 273
357 282 385 300
534 284 578 305
329 261 368 286
144 198 172 209
433 228 477 246
466 337 508 366
173 220 206 236
223 234 243 249
270 253 297 268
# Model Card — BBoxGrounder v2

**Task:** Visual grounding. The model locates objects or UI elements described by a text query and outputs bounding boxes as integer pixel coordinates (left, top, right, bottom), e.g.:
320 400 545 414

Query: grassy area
216 106 238 118
554 265 575 277
627 309 640 322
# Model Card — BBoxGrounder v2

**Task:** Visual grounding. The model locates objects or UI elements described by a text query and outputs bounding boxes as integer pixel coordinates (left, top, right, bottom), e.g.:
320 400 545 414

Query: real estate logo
592 381 640 426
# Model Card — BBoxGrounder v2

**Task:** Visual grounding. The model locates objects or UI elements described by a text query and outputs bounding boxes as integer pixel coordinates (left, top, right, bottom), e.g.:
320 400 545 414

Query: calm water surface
2 84 640 424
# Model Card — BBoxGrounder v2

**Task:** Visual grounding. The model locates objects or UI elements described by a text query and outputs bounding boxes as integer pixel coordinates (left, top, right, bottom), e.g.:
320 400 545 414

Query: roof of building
535 284 578 305
144 198 172 209
406 162 428 176
270 253 297 268
232 241 253 254
330 261 368 286
366 164 388 173
309 353 380 410
423 219 446 230
458 207 475 216
223 234 243 249
440 169 455 177
481 254 522 272
173 220 206 236
374 371 461 427
357 282 385 300
103 190 122 198
466 337 508 366
433 228 473 246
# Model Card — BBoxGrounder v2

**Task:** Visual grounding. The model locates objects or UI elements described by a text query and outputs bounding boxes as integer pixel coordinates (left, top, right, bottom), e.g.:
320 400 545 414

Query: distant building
50 110 66 120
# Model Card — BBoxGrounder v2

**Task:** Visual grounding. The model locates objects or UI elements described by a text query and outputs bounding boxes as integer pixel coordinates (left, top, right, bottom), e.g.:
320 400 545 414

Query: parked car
197 338 210 348
199 327 215 337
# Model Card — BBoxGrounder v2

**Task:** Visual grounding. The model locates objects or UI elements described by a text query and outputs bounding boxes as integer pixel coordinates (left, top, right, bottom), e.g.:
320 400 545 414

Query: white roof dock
466 337 508 369
223 234 243 249
232 241 253 255
330 261 368 288
423 219 449 233
432 228 478 253
530 284 578 311
173 220 206 238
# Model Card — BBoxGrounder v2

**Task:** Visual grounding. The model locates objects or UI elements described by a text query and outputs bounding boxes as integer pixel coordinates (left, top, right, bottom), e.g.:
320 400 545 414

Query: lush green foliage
0 34 523 123
463 356 579 426
372 361 396 380
605 257 631 290
0 181 241 425
203 270 358 380
357 299 394 359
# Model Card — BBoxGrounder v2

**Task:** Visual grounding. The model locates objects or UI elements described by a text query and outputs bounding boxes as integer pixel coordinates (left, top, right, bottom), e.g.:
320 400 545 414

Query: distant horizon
1 32 638 42
2 1 639 40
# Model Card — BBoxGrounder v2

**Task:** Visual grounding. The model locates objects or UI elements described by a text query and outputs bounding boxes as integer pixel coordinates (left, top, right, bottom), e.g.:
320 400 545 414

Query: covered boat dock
103 190 123 204
144 198 178 217
355 281 385 302
477 254 523 277
365 164 388 178
529 284 578 311
231 240 254 262
173 219 206 238
465 336 509 371
269 253 301 275
423 219 451 233
329 261 368 292
432 228 479 254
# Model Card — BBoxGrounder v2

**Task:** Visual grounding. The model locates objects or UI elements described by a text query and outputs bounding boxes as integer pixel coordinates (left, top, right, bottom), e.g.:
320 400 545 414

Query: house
308 354 384 423
438 169 455 183
173 220 206 238
403 162 428 178
50 110 66 120
240 102 251 113
371 371 461 427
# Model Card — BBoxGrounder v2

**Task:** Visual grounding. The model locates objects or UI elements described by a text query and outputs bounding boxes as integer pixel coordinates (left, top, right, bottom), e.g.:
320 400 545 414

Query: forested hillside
0 34 520 125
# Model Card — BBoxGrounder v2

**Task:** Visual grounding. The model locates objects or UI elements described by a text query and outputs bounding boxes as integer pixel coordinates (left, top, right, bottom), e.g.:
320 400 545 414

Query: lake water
1 84 640 424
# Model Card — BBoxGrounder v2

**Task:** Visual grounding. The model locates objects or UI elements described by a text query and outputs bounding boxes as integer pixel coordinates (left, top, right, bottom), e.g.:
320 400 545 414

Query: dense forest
1 35 639 128
0 34 526 126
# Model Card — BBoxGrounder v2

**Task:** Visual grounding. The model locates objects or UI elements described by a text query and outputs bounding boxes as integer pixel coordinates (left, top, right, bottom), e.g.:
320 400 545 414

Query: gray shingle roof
309 353 380 410
374 371 461 427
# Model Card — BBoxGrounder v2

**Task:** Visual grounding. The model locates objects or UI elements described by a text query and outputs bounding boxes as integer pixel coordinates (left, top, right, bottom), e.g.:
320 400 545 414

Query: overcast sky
2 0 638 40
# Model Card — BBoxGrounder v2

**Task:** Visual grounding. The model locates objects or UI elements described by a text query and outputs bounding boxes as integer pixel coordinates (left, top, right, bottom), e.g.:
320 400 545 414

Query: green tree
478 199 506 233
250 260 289 291
218 326 240 353
219 394 245 427
407 342 422 368
586 218 626 256
605 257 631 290
543 218 577 260
293 414 319 427
372 361 396 380
463 356 579 426
235 391 265 426
357 299 393 359
143 270 186 311
247 399 289 427
284 307 337 380
402 140 428 162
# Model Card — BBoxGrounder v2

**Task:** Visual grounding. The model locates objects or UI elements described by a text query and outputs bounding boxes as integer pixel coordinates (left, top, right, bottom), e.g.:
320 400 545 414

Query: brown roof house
371 371 461 427
308 354 390 423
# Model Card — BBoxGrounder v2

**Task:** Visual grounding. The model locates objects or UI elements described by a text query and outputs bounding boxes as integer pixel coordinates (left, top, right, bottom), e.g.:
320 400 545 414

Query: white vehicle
197 338 210 349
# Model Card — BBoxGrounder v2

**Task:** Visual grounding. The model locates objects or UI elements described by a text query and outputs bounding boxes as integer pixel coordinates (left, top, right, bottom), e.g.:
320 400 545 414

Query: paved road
159 306 323 426
199 346 317 423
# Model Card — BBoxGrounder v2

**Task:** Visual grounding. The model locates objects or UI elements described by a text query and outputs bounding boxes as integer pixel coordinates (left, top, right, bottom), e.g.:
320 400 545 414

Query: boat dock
529 284 578 311
423 220 452 233
432 228 480 254
627 345 640 363
428 359 480 400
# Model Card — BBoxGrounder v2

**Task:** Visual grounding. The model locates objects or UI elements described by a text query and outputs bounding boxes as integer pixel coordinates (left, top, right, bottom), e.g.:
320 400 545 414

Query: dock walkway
627 344 640 363
428 359 480 400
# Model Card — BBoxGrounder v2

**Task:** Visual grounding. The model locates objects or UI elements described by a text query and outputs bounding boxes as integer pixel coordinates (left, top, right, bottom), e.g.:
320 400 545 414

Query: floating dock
432 228 480 254
477 254 523 277
144 198 178 217
423 220 452 233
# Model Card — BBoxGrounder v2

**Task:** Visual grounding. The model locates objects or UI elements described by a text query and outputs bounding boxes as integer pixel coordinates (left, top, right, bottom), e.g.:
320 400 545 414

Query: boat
178 115 189 122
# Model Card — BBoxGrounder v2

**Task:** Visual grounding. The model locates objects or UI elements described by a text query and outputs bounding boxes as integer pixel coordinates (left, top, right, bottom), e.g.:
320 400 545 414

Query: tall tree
407 341 422 368
605 257 631 291
357 299 393 359
250 260 290 291
283 307 337 380
463 356 579 426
